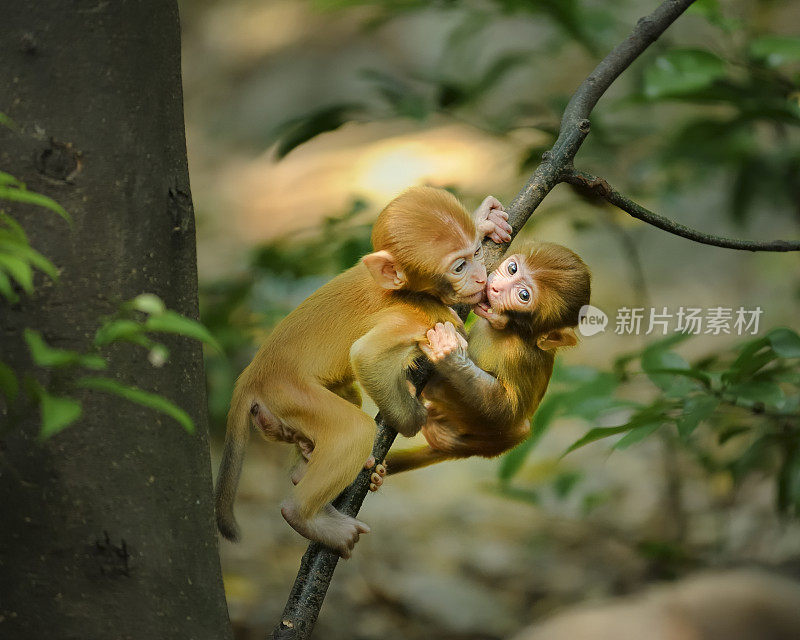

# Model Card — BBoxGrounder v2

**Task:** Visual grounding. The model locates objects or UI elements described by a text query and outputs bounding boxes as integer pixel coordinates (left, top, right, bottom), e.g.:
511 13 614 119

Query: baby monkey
387 241 591 473
215 187 511 557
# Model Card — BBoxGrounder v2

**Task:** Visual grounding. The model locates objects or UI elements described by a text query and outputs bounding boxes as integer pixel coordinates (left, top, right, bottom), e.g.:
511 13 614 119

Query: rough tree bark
0 3 231 639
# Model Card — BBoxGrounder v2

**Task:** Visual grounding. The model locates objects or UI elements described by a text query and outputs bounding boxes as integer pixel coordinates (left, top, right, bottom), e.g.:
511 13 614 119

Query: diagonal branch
484 0 699 270
563 169 800 252
273 2 700 638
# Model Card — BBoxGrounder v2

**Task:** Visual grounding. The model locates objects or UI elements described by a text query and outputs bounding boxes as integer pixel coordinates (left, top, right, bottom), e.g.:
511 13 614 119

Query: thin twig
563 168 800 252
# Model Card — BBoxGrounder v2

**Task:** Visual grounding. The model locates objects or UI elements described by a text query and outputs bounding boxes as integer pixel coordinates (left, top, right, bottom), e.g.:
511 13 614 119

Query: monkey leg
386 444 454 474
278 386 376 558
251 401 315 456
328 380 363 408
291 453 379 486
351 324 427 437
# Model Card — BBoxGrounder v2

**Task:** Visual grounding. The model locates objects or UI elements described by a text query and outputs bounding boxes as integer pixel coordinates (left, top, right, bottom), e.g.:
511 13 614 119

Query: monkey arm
350 322 427 437
432 352 515 424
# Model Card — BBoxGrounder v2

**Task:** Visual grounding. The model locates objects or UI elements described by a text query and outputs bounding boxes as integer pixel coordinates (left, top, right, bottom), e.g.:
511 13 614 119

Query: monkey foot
369 462 387 492
280 501 370 559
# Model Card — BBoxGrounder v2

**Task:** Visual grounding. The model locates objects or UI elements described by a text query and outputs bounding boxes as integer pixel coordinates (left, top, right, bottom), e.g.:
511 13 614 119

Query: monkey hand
475 195 512 244
384 396 427 437
421 321 469 365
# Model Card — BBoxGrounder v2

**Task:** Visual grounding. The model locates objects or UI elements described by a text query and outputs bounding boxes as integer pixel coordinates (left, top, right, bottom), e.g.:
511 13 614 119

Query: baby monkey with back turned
387 241 591 473
215 187 511 557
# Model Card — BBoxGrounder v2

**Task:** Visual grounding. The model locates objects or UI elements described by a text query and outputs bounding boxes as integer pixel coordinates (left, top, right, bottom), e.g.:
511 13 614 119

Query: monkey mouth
475 301 494 318
461 289 486 305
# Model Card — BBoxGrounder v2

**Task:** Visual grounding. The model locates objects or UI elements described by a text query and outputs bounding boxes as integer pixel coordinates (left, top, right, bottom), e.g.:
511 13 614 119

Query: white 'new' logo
578 304 607 337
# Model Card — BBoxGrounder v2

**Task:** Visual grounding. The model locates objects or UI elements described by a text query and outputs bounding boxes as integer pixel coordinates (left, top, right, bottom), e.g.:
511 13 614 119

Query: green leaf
0 212 29 241
0 237 58 280
77 376 195 433
0 186 71 225
642 331 693 354
563 425 633 456
552 364 606 384
553 470 583 498
645 367 711 387
94 319 147 347
0 172 24 188
143 311 222 352
613 422 661 450
37 388 82 438
726 380 785 407
724 336 771 383
0 113 16 130
750 36 800 68
361 69 429 120
676 395 719 439
472 51 532 97
499 393 562 482
559 372 625 419
0 270 19 303
130 293 166 316
0 253 34 293
644 49 726 99
273 104 363 160
0 360 19 402
731 434 771 481
642 349 695 396
687 0 740 31
147 343 170 367
768 328 800 359
777 448 800 515
24 329 107 370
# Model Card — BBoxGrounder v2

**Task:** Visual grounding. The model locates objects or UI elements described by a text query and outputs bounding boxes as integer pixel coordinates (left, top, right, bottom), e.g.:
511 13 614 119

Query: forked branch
272 0 797 636
562 169 800 252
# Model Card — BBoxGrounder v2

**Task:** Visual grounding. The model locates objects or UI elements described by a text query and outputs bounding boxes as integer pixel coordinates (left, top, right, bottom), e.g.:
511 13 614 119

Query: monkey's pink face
474 255 534 328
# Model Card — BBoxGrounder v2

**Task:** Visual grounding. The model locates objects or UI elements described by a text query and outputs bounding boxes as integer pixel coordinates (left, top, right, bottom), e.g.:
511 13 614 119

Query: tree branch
273 2 700 638
563 168 800 252
486 0 699 270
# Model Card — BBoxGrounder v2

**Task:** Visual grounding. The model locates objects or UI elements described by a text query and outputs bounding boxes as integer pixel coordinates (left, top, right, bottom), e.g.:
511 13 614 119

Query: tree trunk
0 3 231 638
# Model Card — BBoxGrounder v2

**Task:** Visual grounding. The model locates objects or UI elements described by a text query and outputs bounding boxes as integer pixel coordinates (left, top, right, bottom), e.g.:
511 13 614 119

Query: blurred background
177 0 800 637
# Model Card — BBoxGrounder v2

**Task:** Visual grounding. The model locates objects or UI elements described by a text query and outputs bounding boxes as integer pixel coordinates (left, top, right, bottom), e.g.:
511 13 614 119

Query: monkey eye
453 260 466 274
518 288 530 302
508 260 518 275
474 245 482 257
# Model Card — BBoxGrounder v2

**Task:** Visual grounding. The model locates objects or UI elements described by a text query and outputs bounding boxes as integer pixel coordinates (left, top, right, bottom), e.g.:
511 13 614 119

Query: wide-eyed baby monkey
386 241 591 473
215 186 512 557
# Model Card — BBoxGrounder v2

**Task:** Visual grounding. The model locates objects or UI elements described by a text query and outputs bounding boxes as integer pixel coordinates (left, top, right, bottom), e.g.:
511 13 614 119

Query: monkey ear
537 328 578 351
363 251 407 290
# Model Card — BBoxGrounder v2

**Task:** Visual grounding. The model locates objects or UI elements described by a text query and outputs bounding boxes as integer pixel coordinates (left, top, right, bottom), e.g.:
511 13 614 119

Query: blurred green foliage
497 328 800 516
268 0 800 225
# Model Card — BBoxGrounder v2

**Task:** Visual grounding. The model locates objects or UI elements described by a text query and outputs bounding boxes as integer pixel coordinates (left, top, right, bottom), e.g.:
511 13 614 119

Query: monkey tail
386 445 454 474
215 376 254 542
